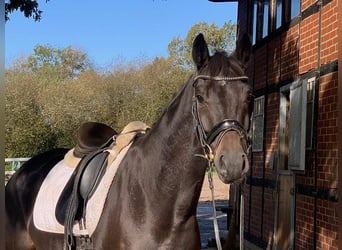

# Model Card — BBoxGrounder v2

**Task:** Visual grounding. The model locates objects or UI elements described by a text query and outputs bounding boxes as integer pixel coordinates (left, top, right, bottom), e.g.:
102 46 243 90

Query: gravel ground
199 174 230 201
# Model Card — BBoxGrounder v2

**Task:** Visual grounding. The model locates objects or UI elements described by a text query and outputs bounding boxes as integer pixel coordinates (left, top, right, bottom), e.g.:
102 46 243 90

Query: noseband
192 74 251 159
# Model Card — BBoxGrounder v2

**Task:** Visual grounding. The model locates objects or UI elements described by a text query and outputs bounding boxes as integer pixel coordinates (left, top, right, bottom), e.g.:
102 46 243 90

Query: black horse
5 33 252 250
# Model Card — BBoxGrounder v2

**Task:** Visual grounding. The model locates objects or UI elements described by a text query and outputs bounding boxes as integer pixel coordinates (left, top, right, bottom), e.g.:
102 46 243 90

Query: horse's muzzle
216 153 249 184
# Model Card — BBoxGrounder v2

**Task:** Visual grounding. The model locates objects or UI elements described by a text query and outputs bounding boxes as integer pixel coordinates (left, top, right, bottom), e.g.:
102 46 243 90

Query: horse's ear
192 33 210 70
232 33 251 69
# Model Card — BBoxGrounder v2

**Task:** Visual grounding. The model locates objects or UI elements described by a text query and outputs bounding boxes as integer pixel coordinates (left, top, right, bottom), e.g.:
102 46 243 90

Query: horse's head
192 33 252 184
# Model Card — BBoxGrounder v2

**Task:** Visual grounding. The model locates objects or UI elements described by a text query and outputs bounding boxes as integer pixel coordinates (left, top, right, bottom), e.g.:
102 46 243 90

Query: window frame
288 79 307 171
251 0 301 45
278 84 291 171
252 95 265 152
305 76 316 150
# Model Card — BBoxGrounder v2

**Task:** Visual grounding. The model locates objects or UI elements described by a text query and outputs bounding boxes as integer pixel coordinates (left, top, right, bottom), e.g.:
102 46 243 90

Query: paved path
198 175 231 249
197 200 229 249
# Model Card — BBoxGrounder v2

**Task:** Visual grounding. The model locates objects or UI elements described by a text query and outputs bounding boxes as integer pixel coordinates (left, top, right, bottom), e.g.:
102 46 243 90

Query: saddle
73 122 117 158
56 122 117 249
56 121 149 249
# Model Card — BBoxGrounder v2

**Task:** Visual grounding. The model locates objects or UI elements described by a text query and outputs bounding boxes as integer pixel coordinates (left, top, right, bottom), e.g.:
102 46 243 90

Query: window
252 0 258 44
252 96 265 152
251 0 301 44
279 78 315 171
276 0 282 28
305 77 316 149
291 0 300 19
279 85 290 170
262 0 270 38
288 80 307 171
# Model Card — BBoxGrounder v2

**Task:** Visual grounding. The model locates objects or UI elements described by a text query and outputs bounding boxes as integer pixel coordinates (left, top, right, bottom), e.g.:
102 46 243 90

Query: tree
5 0 50 22
5 46 191 157
168 21 237 69
5 69 60 157
5 47 93 156
25 45 92 79
116 57 189 128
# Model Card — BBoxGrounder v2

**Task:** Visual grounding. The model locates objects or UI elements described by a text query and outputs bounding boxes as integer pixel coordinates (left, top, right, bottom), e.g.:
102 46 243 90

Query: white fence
5 158 30 184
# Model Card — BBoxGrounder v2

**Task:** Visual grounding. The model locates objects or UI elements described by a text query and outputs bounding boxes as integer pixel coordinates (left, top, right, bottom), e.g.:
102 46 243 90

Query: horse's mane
146 74 194 130
163 74 194 115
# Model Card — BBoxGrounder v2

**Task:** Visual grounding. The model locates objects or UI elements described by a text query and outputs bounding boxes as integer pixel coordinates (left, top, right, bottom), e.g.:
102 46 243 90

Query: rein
192 74 250 250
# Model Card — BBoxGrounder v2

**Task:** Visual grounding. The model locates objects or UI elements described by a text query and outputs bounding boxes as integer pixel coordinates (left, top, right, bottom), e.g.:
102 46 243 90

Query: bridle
192 74 251 160
192 73 251 250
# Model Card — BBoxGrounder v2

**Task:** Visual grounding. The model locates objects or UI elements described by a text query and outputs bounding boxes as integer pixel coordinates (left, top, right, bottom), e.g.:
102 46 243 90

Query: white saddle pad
33 143 132 235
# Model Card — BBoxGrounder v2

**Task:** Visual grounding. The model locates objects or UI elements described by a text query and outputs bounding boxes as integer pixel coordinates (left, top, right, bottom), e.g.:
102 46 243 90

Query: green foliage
168 21 237 69
5 69 60 157
5 21 236 157
25 45 92 80
5 47 190 157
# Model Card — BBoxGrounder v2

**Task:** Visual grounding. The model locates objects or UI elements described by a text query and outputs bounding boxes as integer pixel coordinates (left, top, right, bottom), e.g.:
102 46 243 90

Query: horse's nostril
242 155 246 171
219 154 225 166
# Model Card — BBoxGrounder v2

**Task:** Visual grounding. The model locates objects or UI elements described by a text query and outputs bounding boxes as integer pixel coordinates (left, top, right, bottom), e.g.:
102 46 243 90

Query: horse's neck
104 81 207 236
140 81 207 209
154 80 204 164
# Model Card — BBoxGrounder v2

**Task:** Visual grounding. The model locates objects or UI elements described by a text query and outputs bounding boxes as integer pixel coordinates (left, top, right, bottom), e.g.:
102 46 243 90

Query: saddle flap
79 151 109 200
55 150 109 225
55 171 82 225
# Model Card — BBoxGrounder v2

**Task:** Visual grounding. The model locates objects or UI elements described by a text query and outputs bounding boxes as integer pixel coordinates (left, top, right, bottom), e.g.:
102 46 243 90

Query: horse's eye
247 93 254 103
196 95 204 103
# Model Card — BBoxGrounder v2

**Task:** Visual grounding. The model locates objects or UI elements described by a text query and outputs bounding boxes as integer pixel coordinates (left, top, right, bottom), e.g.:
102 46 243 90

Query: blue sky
5 0 237 69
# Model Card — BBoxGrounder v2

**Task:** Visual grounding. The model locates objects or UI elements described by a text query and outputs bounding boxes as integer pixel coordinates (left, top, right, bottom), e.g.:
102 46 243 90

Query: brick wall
317 73 338 187
267 37 281 84
264 93 279 174
302 0 317 11
295 194 315 250
249 185 263 238
316 199 338 249
281 26 300 80
295 72 338 250
238 0 339 248
316 72 338 250
253 45 267 90
299 12 319 73
321 1 338 64
262 188 275 242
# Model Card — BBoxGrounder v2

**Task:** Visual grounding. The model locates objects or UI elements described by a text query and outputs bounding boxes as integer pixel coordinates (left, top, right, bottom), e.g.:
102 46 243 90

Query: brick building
210 0 340 249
